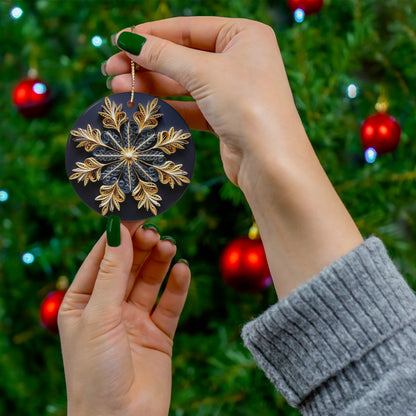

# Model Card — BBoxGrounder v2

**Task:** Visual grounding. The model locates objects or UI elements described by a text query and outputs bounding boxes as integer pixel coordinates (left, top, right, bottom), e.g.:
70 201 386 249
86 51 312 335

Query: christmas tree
1 0 416 414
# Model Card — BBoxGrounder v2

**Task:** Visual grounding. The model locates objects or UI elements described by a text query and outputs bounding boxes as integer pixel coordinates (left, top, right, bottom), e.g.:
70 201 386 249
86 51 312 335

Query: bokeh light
22 252 35 264
33 82 47 94
10 7 23 19
91 35 103 47
347 83 358 99
0 190 8 202
294 8 305 23
365 147 377 164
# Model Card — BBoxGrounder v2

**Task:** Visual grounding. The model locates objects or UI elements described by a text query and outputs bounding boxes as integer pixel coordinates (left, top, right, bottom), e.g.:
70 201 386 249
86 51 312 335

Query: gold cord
128 25 137 107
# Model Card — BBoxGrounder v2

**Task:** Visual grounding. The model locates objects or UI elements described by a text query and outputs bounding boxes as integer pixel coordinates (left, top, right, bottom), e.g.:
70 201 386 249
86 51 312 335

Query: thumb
88 216 133 310
116 31 208 93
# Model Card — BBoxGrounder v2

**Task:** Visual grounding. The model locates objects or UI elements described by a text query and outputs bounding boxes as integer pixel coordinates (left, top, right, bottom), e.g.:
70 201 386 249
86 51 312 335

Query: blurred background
1 0 416 414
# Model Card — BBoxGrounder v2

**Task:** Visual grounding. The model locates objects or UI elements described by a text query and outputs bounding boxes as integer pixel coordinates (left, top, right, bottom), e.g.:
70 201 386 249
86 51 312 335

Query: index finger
120 16 232 52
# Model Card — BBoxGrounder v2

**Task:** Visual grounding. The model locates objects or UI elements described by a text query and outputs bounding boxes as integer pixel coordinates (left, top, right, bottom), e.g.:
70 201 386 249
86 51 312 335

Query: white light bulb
91 36 103 47
11 7 23 19
294 8 305 23
0 190 8 202
365 147 377 164
22 252 35 264
33 82 47 95
347 84 358 99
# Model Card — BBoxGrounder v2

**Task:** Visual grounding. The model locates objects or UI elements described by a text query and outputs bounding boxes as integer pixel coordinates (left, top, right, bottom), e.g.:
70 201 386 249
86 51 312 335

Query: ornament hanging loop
248 221 259 240
375 87 389 113
56 275 69 291
127 25 137 108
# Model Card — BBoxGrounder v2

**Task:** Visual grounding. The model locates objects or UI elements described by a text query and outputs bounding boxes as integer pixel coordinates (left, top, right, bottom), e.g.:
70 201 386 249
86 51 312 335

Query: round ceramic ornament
66 92 195 221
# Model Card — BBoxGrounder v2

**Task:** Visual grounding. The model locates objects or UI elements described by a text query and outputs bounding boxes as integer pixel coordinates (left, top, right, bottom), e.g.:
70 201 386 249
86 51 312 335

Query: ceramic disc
66 92 195 221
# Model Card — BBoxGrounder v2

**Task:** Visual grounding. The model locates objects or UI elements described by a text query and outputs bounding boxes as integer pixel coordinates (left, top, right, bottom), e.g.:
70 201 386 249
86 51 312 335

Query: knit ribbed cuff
241 237 416 413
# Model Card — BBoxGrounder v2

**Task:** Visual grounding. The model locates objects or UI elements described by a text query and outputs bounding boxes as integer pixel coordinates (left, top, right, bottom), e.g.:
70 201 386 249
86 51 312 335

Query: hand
58 221 190 416
105 17 300 187
105 17 363 298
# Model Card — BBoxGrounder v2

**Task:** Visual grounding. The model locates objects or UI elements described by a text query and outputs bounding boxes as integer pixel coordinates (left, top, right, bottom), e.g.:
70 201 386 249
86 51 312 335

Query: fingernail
117 32 147 55
106 76 114 89
107 215 121 247
142 223 160 233
161 235 176 245
111 33 118 46
178 258 189 266
100 60 108 76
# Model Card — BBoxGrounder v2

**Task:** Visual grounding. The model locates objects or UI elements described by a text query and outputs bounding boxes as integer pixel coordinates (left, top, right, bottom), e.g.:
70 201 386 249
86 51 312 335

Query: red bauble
360 113 401 154
220 237 272 293
287 0 324 14
13 77 52 118
40 290 66 332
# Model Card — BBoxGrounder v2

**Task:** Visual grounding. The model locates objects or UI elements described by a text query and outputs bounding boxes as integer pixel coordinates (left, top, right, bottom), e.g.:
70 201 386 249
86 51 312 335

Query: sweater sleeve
241 237 416 415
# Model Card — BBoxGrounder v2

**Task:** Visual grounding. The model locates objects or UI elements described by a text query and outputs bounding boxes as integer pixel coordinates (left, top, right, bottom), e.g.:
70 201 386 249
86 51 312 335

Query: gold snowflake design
69 97 190 216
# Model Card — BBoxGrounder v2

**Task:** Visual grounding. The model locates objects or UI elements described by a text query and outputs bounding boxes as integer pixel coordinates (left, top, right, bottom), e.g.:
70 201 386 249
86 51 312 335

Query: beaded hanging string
127 26 136 108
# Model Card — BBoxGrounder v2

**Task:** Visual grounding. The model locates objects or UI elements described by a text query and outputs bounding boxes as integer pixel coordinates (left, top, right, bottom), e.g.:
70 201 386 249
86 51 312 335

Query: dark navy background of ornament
65 92 195 221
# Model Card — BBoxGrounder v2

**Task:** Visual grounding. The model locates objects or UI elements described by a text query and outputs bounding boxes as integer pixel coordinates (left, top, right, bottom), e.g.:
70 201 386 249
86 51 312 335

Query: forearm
238 110 363 298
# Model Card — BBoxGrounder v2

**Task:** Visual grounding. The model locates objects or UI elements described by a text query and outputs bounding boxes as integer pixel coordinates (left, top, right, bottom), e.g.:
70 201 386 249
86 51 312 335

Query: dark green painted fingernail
100 60 108 76
142 223 159 233
178 258 189 266
106 76 114 89
110 33 118 46
161 235 176 245
117 32 147 55
107 215 121 247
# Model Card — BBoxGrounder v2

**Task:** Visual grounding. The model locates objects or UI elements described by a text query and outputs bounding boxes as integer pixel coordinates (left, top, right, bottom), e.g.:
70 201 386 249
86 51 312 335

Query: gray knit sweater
241 237 416 415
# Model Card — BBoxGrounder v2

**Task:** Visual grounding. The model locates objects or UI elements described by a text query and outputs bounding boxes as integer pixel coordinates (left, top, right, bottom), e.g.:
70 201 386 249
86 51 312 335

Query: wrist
236 118 363 298
237 110 310 195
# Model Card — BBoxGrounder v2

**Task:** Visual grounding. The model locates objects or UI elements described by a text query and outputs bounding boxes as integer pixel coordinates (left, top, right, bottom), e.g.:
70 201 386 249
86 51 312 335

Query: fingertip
122 220 144 236
117 32 147 56
133 222 160 240
101 60 108 76
111 32 119 46
177 258 189 267
106 215 121 247
158 237 178 259
105 219 132 253
172 260 191 290
161 235 176 245
110 73 131 93
104 51 132 76
142 223 160 234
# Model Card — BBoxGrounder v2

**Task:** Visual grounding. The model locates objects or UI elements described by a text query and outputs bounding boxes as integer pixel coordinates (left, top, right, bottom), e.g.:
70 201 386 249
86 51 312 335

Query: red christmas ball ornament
13 77 52 118
287 0 324 15
40 290 66 333
220 237 272 293
360 113 401 155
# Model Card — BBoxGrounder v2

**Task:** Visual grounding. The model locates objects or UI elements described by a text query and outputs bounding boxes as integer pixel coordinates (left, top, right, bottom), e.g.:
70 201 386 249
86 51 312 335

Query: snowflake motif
69 97 191 216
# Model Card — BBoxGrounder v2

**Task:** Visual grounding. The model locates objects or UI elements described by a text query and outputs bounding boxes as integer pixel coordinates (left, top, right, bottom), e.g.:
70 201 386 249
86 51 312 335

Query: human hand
104 17 363 299
104 17 303 187
58 219 190 416
104 17 362 299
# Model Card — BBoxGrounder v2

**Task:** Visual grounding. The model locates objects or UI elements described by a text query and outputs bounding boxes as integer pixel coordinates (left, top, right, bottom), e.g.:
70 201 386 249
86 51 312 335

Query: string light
91 35 103 47
33 82 47 94
347 84 358 99
0 190 8 202
365 147 377 164
294 8 305 23
22 252 35 264
10 7 23 19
